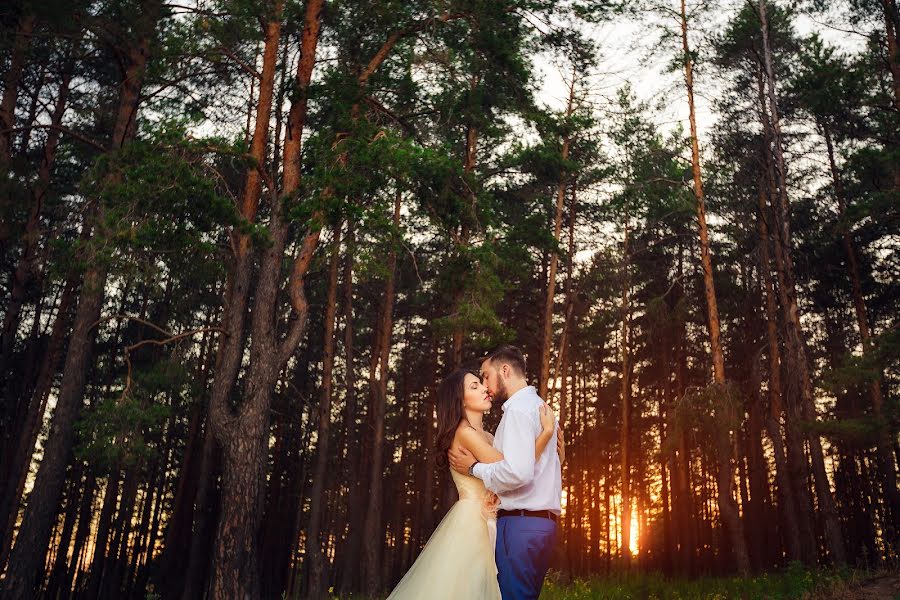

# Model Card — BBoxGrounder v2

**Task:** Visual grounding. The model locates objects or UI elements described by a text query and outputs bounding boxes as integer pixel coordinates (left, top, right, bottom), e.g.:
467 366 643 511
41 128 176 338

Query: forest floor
844 573 900 599
537 566 900 599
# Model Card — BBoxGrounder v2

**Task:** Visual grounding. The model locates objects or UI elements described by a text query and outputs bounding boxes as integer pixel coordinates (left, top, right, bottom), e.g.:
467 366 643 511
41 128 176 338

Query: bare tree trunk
671 248 696 576
337 223 365 597
754 64 819 567
539 72 576 399
103 464 140 598
0 43 79 502
306 223 343 599
746 350 772 570
63 470 96 600
363 191 401 596
208 2 327 596
43 461 83 599
755 184 804 564
619 219 632 563
180 420 219 600
86 471 122 599
551 177 578 426
757 0 847 565
659 354 674 575
880 0 900 111
878 0 900 190
679 0 750 575
418 340 440 545
452 121 478 368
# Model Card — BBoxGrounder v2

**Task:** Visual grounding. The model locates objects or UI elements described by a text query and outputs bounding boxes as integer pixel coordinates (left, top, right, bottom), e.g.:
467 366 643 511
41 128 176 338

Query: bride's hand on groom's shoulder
538 403 556 433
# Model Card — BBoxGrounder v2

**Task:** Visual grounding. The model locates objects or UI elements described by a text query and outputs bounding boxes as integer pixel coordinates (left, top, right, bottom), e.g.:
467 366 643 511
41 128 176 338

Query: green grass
538 564 875 600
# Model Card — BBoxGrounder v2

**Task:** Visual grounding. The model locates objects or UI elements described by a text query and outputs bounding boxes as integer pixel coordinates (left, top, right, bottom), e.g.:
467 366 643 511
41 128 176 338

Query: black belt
497 509 558 522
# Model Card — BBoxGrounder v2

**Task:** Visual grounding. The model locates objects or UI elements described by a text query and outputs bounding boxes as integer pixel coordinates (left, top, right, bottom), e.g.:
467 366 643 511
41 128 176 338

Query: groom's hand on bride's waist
449 446 477 475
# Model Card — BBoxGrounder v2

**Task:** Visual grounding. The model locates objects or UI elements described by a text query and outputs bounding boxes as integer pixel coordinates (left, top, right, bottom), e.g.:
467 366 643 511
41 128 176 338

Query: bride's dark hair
435 368 478 468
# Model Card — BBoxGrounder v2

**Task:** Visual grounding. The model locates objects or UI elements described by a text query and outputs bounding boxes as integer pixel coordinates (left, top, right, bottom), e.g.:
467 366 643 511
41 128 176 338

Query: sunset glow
629 511 639 556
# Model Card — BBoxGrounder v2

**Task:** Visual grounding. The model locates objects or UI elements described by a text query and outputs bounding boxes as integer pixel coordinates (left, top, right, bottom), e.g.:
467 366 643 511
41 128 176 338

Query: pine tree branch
1 124 105 151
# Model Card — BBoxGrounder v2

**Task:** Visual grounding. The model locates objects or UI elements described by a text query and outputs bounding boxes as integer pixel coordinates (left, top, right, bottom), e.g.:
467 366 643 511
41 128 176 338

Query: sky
534 3 869 142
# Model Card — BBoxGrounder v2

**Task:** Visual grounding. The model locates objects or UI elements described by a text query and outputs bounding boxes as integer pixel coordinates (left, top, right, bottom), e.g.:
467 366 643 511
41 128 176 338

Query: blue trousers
495 515 557 600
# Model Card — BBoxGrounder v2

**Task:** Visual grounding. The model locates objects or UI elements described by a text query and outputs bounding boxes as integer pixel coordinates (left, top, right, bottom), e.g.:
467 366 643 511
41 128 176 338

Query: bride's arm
455 428 503 463
456 403 556 465
534 403 556 459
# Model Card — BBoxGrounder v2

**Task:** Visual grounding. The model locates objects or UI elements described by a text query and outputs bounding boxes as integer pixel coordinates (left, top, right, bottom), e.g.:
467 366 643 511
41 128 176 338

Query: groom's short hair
484 345 527 377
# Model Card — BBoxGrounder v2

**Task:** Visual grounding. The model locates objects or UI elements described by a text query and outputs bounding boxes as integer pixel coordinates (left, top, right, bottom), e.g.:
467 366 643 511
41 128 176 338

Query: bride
387 368 560 599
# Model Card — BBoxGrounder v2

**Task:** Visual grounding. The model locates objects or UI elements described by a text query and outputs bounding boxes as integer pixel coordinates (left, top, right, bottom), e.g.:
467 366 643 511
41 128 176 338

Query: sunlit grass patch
538 564 881 600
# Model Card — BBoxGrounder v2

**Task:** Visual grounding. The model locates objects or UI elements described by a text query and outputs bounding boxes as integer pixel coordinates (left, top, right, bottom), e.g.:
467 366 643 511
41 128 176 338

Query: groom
449 345 562 600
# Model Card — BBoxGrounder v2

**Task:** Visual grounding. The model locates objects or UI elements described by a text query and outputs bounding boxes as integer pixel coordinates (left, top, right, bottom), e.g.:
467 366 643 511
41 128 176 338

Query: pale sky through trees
535 3 867 140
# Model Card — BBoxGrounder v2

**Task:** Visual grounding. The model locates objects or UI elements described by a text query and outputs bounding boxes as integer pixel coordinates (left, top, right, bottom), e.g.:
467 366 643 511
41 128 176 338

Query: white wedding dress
387 445 501 599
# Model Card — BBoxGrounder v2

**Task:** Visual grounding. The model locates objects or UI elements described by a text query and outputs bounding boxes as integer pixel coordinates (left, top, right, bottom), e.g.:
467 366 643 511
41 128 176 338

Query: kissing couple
387 345 565 600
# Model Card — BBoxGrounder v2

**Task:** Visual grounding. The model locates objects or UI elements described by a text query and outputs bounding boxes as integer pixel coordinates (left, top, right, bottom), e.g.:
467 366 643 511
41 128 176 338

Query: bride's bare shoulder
451 422 472 445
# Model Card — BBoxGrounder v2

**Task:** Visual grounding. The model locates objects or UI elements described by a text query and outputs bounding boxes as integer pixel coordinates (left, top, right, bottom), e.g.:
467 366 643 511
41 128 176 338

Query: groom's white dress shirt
472 385 562 514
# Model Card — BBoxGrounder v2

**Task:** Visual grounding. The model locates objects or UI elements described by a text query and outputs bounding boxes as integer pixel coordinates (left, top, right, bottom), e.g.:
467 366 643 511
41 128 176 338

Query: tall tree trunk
86 471 123 599
180 420 220 600
43 461 83 599
155 400 205 589
209 0 284 599
337 223 365 597
757 0 847 566
746 349 772 570
755 182 805 565
679 0 750 575
305 223 343 599
673 245 696 576
659 352 674 575
539 72 576 399
210 0 332 589
552 181 578 424
417 340 440 547
362 191 401 595
103 464 140 598
880 0 900 111
206 1 285 459
157 302 218 599
452 120 478 368
63 470 96 600
754 65 818 567
878 0 900 190
619 218 632 563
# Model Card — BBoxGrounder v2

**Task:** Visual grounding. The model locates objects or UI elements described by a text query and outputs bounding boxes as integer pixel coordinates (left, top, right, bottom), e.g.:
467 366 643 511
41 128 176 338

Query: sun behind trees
0 0 897 599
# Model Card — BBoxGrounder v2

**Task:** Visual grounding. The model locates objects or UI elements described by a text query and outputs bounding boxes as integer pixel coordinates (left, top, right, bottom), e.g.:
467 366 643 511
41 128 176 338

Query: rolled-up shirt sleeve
471 408 537 493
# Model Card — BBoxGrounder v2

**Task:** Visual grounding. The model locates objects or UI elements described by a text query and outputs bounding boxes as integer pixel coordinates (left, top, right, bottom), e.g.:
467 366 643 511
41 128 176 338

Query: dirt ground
842 574 900 599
